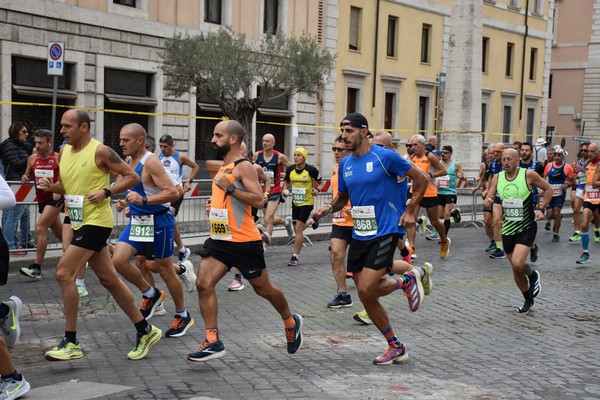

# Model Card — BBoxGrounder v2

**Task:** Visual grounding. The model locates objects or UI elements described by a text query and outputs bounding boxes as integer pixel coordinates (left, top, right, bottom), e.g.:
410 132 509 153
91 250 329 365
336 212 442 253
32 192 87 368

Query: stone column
441 0 483 178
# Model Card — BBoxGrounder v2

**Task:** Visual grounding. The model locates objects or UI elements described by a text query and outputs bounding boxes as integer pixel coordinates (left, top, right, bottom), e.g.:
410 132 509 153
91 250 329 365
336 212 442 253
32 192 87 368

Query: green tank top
496 168 535 235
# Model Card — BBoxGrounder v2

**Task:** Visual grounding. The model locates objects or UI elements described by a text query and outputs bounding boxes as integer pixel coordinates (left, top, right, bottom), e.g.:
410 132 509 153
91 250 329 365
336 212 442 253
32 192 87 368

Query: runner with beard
187 120 303 362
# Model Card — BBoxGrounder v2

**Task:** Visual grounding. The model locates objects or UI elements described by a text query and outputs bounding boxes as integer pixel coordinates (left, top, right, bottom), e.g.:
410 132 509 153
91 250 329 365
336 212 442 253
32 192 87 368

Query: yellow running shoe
440 237 451 258
45 337 83 361
352 309 372 325
127 325 162 360
421 262 434 295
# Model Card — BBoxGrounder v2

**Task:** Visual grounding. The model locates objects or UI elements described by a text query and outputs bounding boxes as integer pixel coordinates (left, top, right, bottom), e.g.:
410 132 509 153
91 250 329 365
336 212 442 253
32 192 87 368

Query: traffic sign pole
51 76 58 136
47 42 64 136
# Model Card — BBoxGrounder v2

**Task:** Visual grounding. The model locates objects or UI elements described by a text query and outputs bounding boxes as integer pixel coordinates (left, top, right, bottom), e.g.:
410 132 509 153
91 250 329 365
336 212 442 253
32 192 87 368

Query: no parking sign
47 42 64 76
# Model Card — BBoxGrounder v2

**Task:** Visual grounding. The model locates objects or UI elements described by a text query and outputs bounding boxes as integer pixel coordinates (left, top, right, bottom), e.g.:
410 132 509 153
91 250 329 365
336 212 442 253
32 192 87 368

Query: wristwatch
226 184 236 195
103 188 112 198
142 196 148 205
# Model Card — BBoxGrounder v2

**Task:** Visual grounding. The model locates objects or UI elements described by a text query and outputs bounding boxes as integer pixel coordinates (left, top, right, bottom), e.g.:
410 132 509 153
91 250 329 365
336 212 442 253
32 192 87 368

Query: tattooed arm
86 144 140 205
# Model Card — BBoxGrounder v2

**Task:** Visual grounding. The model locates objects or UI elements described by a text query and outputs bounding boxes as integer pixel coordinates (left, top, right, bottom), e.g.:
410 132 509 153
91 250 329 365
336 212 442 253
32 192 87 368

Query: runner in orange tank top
406 134 451 259
576 142 600 264
187 119 304 362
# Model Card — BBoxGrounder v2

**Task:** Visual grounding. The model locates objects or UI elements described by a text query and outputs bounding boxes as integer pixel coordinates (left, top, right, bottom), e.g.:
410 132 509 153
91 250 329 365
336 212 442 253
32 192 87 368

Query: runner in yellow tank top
188 119 304 362
37 109 162 361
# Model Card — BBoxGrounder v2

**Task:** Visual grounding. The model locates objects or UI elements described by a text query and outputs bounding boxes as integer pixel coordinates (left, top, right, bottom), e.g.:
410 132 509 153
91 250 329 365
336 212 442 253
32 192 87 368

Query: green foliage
159 28 335 145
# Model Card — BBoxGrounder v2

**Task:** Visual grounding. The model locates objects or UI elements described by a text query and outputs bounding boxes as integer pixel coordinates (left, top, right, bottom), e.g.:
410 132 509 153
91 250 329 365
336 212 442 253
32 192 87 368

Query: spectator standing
0 122 33 254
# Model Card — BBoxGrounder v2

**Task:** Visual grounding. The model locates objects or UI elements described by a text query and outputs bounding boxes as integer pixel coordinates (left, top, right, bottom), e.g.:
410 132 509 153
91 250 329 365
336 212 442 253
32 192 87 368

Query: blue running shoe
327 293 353 308
576 252 590 264
187 340 226 362
286 314 303 354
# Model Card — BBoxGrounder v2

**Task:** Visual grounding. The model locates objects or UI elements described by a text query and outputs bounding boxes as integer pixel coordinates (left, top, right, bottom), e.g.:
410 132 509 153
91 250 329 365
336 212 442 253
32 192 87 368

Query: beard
214 142 231 158
345 136 362 152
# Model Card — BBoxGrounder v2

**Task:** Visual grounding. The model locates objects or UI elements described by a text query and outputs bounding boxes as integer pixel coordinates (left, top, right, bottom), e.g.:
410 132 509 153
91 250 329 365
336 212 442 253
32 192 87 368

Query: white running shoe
154 303 167 316
178 260 197 293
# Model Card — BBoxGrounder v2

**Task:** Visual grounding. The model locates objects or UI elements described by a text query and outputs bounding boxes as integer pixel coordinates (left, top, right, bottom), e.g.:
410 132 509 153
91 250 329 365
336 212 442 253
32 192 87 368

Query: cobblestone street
3 225 600 399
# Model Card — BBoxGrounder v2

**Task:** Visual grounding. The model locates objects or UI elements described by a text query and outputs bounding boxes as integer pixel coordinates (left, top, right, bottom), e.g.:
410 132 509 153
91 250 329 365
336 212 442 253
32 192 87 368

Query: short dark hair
521 142 533 150
145 137 156 151
159 134 174 145
8 121 27 139
73 109 91 128
335 134 344 142
34 129 53 142
226 120 246 143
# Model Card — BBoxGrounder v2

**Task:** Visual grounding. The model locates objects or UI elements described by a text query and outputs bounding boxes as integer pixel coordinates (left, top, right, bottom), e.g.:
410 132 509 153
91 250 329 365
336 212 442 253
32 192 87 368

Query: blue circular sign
49 44 62 60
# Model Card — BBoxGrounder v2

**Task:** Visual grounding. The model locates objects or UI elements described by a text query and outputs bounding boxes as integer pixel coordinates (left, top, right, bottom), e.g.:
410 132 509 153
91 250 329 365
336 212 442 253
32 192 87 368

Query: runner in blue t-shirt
314 112 432 366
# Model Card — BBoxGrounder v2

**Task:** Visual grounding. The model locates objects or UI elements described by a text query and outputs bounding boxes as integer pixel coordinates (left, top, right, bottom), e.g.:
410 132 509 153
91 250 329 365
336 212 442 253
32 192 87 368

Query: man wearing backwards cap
282 147 322 266
314 112 432 365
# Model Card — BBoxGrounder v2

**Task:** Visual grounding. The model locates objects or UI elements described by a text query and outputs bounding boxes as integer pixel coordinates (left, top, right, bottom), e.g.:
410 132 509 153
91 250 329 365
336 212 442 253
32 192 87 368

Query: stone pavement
2 223 600 400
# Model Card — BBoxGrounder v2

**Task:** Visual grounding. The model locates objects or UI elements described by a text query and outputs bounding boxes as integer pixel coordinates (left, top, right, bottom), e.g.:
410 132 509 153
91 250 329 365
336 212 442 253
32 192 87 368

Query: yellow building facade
335 0 554 150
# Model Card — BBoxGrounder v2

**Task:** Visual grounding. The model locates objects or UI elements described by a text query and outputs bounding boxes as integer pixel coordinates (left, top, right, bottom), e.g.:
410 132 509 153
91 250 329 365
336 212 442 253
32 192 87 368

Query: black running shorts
198 238 266 279
347 233 399 273
70 225 112 252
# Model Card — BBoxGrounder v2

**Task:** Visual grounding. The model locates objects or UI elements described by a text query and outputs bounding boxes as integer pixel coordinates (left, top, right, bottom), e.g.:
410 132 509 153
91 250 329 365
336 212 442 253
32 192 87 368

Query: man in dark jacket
0 122 33 252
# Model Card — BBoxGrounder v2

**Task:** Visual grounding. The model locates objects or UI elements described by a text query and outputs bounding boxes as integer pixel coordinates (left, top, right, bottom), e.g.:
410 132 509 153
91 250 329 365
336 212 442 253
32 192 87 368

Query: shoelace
197 340 210 351
140 296 154 311
382 345 403 358
405 278 417 303
285 326 296 343
170 316 184 329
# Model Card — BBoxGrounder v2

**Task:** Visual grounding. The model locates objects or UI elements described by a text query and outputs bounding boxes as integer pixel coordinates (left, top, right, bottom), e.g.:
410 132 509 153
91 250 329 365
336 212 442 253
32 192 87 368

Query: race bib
332 209 346 223
265 169 275 185
209 208 232 240
351 205 378 236
576 172 587 185
292 187 306 204
551 184 563 197
586 186 600 200
129 214 154 242
502 199 524 221
436 175 450 188
64 195 84 228
34 169 53 186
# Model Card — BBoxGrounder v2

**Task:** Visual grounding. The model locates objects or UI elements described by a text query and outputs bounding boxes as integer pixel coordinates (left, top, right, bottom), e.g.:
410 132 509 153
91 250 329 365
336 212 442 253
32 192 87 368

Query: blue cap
432 149 442 155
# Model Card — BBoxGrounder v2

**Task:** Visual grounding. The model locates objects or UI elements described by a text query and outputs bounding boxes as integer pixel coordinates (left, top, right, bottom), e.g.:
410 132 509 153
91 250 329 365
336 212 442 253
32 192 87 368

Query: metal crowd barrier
4 177 494 254
2 179 333 254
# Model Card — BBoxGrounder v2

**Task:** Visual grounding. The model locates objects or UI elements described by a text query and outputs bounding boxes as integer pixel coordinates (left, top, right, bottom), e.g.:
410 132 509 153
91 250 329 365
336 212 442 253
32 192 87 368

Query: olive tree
159 28 335 151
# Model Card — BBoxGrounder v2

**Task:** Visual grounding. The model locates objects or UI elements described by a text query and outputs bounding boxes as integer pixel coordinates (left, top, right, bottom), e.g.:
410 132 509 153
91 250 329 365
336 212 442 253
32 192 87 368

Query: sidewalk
3 219 599 399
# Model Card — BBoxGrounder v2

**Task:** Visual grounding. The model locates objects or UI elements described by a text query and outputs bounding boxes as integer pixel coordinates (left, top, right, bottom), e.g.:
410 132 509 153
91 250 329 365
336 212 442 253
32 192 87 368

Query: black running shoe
530 244 539 263
518 299 534 314
529 271 541 298
311 217 320 230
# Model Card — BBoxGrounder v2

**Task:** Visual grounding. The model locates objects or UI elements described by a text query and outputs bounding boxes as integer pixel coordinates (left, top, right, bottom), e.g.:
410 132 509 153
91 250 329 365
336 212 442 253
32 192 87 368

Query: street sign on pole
47 42 64 76
48 42 64 135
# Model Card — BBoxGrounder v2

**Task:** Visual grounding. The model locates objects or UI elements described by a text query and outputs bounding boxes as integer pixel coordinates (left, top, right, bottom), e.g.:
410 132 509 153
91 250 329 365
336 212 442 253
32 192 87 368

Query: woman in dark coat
0 122 33 251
